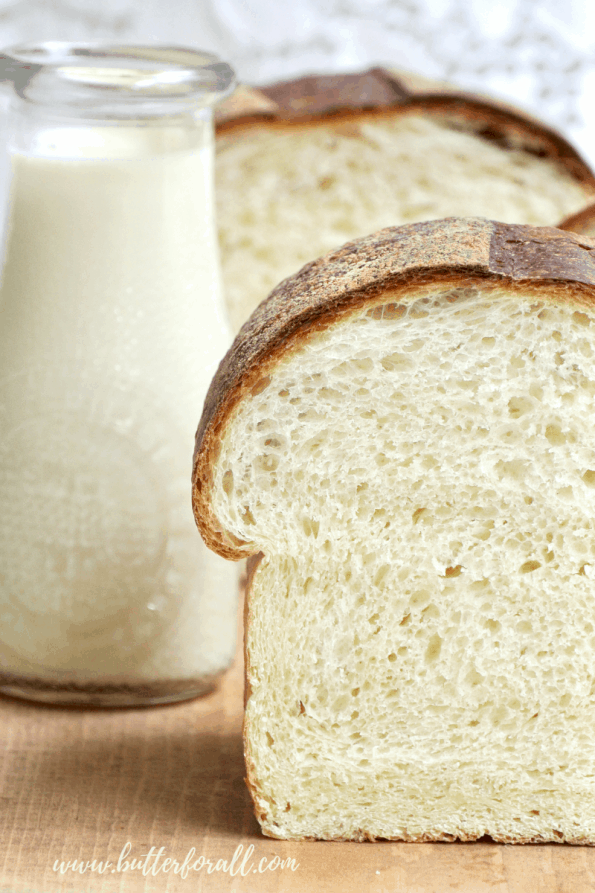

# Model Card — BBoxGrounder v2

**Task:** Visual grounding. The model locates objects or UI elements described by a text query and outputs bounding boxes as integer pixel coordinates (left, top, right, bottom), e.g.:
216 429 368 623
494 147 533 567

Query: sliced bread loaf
193 218 595 842
215 69 595 331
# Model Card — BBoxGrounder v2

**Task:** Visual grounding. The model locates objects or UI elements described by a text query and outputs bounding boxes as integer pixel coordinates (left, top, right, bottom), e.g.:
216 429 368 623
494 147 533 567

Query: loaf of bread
215 69 595 331
193 218 595 842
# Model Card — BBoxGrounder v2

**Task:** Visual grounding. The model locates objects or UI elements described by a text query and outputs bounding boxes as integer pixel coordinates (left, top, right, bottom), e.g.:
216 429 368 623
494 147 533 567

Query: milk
0 119 238 697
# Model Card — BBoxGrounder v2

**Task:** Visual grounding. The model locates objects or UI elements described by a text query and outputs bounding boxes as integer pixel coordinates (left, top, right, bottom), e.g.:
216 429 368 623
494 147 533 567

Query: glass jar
0 43 239 706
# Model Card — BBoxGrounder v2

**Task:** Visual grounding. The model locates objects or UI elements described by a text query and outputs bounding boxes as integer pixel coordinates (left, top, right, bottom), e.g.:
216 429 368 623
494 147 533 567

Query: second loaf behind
215 69 595 330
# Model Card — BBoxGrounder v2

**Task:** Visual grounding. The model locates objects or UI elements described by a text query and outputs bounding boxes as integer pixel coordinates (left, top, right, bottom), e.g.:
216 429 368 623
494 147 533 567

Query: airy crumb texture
209 285 595 841
216 114 592 330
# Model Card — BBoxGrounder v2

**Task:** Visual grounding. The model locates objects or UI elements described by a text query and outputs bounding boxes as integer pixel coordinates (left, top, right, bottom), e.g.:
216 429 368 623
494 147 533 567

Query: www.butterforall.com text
53 841 299 879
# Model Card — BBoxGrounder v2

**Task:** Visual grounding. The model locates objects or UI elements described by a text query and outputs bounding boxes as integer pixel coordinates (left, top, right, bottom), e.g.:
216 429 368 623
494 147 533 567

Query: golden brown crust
214 83 278 126
559 201 595 237
215 67 595 192
191 217 595 560
241 551 264 829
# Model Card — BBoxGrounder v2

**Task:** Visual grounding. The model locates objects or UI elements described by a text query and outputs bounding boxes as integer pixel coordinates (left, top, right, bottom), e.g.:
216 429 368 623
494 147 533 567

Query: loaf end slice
193 218 595 842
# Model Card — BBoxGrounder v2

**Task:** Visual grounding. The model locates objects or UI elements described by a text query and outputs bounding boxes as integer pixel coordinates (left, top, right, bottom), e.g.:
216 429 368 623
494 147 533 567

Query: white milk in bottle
0 44 238 705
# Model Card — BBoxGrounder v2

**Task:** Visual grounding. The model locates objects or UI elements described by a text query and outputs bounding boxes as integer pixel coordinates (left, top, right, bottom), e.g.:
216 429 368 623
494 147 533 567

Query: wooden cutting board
1 601 594 893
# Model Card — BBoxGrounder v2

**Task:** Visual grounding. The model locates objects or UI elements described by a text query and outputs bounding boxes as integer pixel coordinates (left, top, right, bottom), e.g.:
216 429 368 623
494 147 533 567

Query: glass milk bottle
0 44 238 706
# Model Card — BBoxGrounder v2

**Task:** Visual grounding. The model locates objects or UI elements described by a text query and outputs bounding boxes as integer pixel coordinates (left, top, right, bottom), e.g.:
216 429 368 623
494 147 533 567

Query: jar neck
0 43 235 122
7 97 214 159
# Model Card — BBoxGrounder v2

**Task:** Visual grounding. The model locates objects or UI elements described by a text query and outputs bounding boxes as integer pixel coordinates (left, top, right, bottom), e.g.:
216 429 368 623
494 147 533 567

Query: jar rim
0 42 236 116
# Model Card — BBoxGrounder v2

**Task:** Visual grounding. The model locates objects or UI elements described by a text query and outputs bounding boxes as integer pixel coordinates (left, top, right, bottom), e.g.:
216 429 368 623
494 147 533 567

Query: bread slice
215 68 595 331
193 218 595 843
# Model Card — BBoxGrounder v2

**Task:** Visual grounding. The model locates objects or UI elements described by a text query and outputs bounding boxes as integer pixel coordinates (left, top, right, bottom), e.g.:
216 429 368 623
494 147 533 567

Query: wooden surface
1 606 595 893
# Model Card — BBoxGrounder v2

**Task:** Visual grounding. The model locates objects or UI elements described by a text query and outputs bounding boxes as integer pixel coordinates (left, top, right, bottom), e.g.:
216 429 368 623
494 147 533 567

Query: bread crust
215 68 595 193
192 218 595 560
559 201 595 237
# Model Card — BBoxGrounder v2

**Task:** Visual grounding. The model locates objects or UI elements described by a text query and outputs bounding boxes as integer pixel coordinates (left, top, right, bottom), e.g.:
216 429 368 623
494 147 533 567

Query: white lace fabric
213 0 595 168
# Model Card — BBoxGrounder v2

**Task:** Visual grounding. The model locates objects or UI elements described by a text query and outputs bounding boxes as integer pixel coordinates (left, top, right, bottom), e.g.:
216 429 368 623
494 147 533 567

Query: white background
0 0 594 165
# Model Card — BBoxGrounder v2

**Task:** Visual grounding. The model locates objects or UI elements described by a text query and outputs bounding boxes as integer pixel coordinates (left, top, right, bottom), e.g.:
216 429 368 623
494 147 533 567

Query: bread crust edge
560 201 595 236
